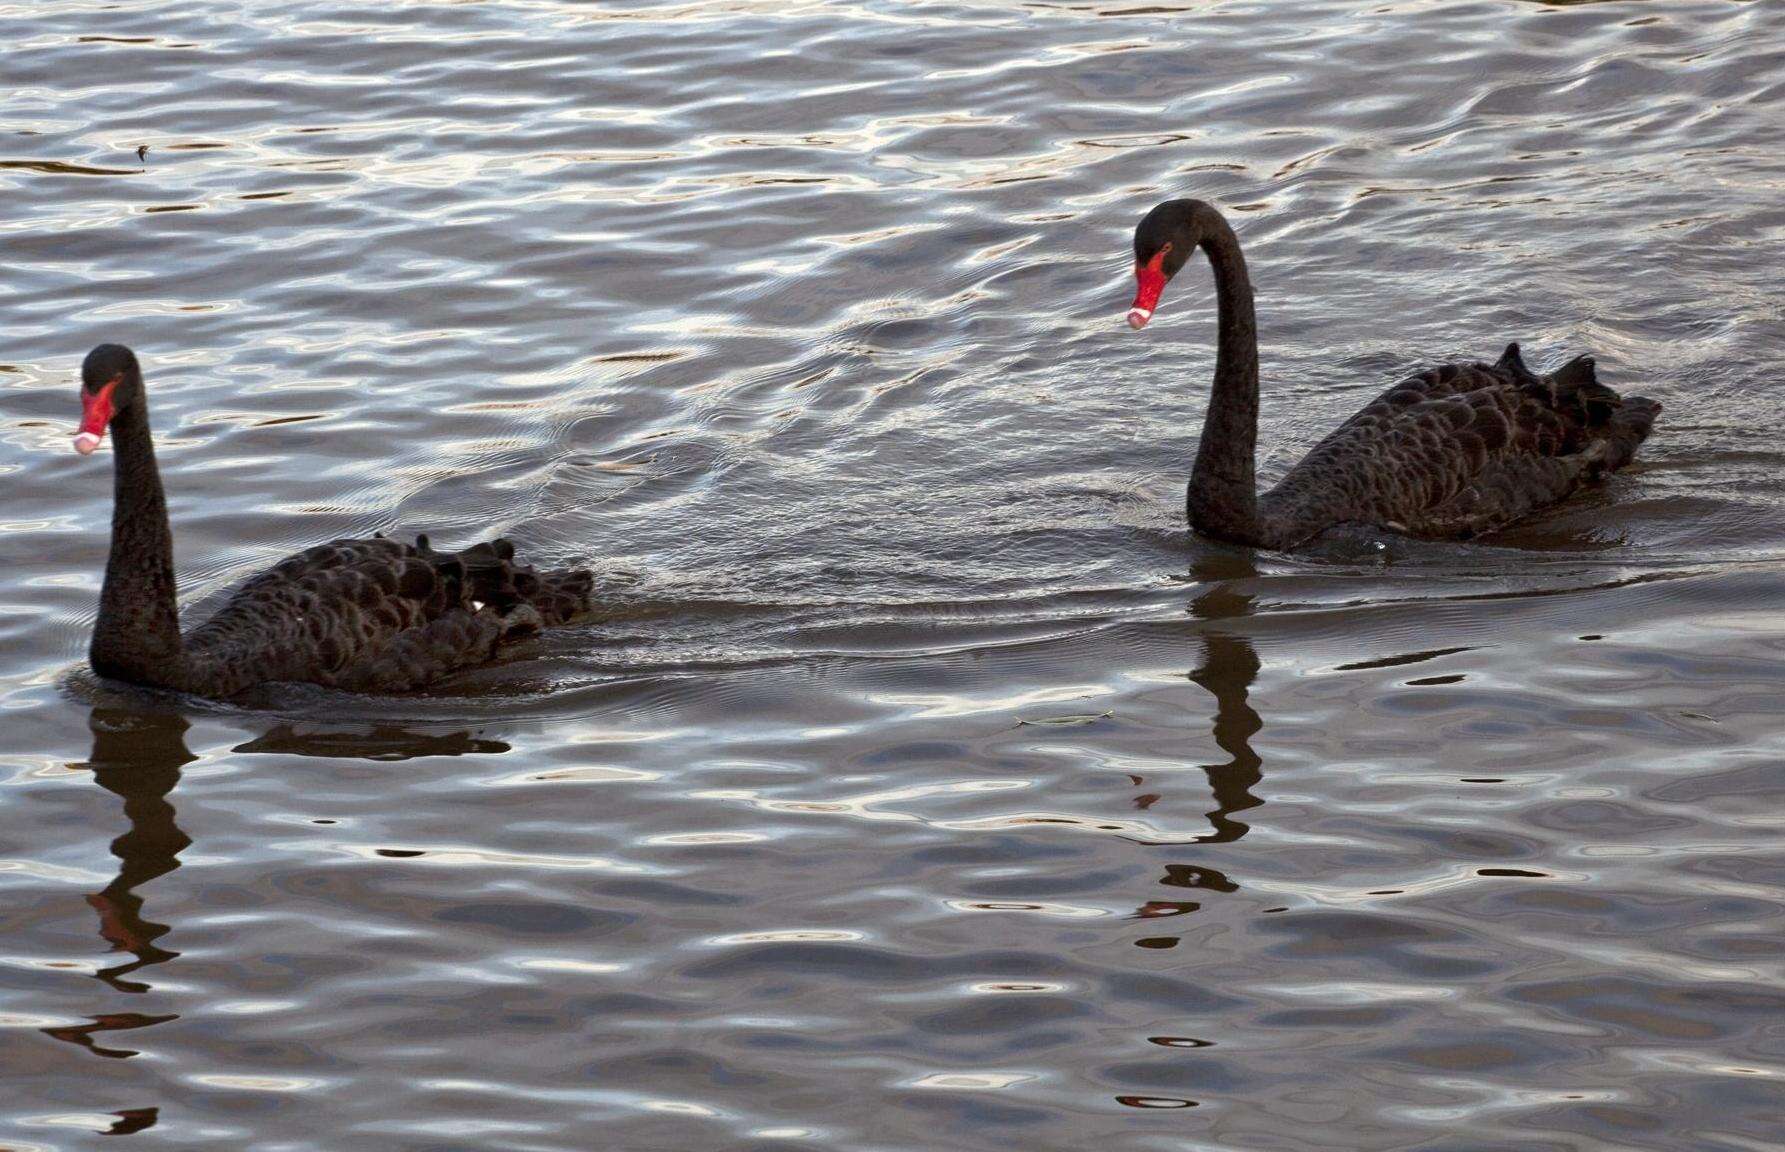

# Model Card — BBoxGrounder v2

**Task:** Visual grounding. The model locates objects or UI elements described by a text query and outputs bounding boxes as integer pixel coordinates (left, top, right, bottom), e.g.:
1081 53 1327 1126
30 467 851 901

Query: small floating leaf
1015 710 1112 727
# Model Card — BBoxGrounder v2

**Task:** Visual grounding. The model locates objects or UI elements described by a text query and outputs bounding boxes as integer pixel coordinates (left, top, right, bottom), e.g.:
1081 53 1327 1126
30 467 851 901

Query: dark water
4 1 1784 1147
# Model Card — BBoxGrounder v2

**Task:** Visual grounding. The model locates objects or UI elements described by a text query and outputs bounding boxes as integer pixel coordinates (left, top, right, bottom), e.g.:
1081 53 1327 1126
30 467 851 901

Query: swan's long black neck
90 388 187 689
1185 207 1264 545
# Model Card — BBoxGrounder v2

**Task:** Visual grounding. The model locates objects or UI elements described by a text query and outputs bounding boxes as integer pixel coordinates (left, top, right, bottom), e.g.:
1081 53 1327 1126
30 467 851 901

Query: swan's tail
415 535 596 627
515 565 597 627
1599 394 1661 473
1540 355 1660 474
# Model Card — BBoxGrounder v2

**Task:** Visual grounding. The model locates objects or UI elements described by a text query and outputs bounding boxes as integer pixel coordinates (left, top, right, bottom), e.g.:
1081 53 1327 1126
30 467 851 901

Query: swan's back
181 534 593 696
1259 344 1660 542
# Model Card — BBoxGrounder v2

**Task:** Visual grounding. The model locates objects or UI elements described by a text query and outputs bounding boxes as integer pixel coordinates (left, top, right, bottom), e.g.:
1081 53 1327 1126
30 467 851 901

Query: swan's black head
75 343 142 456
1127 199 1209 329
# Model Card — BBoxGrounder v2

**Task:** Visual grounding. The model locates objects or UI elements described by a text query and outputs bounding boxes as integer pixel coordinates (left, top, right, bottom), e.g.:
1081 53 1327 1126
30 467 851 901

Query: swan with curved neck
75 344 594 697
1126 200 1660 549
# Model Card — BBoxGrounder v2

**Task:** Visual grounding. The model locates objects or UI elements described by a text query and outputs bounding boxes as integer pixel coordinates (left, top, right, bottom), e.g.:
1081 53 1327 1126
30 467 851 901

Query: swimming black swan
1125 200 1661 549
73 344 593 697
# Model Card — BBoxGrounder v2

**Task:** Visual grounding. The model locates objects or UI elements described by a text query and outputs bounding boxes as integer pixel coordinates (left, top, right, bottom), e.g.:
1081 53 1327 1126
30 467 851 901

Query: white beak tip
73 432 101 455
1126 308 1152 330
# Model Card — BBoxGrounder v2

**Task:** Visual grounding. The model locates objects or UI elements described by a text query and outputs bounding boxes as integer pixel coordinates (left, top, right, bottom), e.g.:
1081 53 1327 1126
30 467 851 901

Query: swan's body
75 345 593 698
1126 200 1660 550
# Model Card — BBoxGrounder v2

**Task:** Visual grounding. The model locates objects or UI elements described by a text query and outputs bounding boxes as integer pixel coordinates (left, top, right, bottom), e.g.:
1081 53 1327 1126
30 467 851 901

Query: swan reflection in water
1184 548 1264 845
1128 547 1262 938
65 711 192 1032
56 708 508 1067
35 709 197 1134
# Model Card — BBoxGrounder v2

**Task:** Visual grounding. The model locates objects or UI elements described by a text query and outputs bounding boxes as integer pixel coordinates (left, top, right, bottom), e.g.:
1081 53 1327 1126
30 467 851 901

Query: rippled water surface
4 1 1784 1147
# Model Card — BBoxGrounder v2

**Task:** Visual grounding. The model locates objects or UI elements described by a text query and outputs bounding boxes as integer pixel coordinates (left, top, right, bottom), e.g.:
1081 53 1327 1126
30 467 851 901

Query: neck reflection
1186 549 1263 843
43 709 194 1061
82 708 194 994
1127 548 1263 944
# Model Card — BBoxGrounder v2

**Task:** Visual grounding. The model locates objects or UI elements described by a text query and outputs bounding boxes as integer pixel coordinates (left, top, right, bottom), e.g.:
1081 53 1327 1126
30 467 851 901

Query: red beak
1127 248 1170 329
74 377 118 456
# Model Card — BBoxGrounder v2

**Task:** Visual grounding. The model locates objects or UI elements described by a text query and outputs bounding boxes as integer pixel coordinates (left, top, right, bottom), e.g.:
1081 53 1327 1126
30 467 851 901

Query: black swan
1125 200 1661 549
73 344 593 698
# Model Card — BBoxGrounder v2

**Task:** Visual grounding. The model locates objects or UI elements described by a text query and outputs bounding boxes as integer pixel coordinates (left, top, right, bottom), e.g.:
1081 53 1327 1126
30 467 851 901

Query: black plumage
1127 200 1661 550
74 345 593 698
